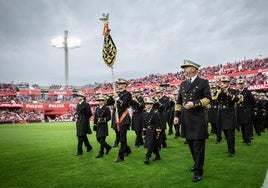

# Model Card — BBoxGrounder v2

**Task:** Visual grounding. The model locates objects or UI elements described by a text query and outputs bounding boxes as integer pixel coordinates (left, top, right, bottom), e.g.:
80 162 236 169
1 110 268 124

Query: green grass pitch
0 122 267 188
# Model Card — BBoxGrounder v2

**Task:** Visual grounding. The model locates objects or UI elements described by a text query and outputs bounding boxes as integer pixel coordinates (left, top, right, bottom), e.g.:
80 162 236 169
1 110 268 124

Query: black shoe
74 152 82 156
105 145 112 154
144 157 150 164
228 153 235 157
152 156 161 161
115 158 124 163
192 175 202 182
113 144 118 148
257 133 261 136
87 146 93 152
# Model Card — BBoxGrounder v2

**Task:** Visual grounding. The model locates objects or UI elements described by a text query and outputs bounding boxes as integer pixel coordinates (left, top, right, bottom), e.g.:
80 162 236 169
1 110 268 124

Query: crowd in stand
0 57 268 123
0 109 44 124
0 96 21 104
95 57 268 91
0 83 17 93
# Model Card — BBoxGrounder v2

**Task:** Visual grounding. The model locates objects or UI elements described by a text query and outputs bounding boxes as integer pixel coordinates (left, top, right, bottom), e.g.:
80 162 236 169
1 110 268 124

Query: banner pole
111 66 116 93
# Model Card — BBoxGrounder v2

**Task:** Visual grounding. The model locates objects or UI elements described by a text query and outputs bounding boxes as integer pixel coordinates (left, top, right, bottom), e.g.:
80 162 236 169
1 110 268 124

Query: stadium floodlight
51 30 81 86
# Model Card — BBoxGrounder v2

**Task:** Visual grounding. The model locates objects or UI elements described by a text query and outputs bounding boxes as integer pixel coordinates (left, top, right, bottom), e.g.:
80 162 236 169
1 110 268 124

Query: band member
208 83 222 144
74 91 93 156
113 78 132 162
143 97 162 164
153 87 169 149
93 95 112 158
236 78 255 146
174 60 211 182
213 76 240 157
130 88 145 148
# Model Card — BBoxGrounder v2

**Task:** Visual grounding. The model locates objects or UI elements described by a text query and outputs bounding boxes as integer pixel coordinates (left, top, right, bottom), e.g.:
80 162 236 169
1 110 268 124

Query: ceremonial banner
102 22 117 67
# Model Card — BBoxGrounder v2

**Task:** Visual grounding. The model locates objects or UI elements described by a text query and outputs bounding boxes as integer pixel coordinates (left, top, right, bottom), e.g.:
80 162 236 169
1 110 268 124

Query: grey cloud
0 0 268 85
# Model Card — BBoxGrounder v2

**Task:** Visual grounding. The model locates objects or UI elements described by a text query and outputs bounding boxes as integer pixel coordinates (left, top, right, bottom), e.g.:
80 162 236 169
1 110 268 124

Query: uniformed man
143 97 162 164
236 78 255 146
173 60 211 182
113 78 132 162
153 86 170 149
93 95 112 158
106 90 120 148
208 83 218 138
74 91 93 156
213 76 240 157
130 88 145 148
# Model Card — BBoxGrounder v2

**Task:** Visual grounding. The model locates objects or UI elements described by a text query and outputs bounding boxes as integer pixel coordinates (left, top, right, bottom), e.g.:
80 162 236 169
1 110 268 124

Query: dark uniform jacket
208 98 218 124
175 76 211 140
216 88 239 130
75 100 92 136
143 109 161 150
93 105 111 138
154 95 170 129
130 96 145 131
116 89 132 127
236 88 255 124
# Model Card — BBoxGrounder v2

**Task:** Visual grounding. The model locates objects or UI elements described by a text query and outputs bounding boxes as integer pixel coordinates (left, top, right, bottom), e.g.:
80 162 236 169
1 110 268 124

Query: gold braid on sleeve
175 104 182 112
200 98 210 107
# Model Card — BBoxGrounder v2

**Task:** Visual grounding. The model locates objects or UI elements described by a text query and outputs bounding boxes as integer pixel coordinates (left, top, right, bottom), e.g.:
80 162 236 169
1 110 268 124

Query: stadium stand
0 57 267 123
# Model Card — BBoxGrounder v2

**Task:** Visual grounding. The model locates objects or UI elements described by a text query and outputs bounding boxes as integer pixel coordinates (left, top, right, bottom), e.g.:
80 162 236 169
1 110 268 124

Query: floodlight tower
51 30 80 86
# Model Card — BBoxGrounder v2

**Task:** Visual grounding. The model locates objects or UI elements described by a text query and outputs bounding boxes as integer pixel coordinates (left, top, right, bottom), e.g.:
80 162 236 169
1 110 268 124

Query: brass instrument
237 94 244 104
212 84 227 100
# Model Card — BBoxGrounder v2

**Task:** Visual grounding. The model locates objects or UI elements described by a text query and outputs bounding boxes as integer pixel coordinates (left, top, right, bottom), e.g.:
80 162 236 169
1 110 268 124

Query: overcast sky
0 0 268 86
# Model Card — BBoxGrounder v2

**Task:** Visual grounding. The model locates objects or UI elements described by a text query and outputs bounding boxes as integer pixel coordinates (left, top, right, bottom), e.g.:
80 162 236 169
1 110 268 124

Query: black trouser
135 130 144 146
240 123 252 142
253 119 262 134
210 123 217 134
77 135 91 153
146 148 160 159
223 129 235 154
216 123 222 142
168 121 173 134
174 123 181 137
187 139 205 176
159 130 167 148
118 125 131 159
97 136 110 155
114 129 120 146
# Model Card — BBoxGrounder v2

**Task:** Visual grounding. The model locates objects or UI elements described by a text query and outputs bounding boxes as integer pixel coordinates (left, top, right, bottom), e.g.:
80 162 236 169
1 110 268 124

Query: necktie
189 78 192 84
